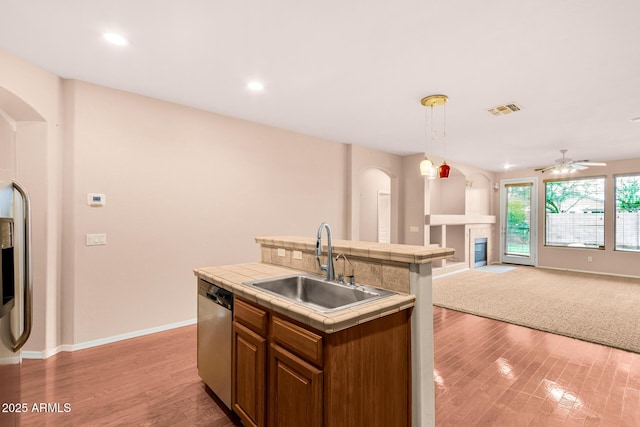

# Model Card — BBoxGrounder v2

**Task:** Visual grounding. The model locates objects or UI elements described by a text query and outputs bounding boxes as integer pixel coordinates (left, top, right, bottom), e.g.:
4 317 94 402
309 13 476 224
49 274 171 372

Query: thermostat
87 193 106 207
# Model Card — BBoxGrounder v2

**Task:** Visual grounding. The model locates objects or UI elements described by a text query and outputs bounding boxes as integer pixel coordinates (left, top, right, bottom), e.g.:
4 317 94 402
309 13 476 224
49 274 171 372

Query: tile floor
434 306 640 426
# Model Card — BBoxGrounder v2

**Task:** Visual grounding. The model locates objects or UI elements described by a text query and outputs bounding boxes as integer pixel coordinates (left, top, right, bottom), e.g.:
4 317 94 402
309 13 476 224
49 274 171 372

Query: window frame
543 175 606 249
614 173 640 253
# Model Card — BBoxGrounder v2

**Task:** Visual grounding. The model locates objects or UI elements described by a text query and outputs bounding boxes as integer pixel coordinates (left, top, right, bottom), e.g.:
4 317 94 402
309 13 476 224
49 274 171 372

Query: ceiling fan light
538 150 604 175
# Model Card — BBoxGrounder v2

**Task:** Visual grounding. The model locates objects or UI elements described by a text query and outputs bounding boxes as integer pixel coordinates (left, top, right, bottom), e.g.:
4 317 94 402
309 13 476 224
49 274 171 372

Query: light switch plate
293 250 302 260
277 248 286 257
409 226 419 233
87 193 106 207
86 233 107 246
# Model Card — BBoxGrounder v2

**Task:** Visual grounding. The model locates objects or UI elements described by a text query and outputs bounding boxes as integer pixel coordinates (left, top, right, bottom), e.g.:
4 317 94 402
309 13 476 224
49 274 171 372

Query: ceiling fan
534 149 607 174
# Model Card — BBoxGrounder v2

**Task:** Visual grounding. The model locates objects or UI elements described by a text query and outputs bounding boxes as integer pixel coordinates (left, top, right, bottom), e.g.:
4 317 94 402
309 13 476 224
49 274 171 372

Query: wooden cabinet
270 343 323 427
232 300 268 427
232 297 411 427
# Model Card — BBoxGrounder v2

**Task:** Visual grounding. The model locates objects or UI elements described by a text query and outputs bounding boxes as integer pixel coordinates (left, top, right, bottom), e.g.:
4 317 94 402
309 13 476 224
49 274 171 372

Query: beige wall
402 154 427 245
495 157 640 277
63 80 348 344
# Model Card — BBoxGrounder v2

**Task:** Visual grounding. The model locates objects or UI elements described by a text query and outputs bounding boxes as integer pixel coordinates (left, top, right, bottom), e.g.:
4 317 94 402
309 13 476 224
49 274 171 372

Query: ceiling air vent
487 103 522 116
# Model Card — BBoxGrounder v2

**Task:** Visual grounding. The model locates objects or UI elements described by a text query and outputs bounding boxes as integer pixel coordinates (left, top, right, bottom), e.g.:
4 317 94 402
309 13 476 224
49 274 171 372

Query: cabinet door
233 322 267 427
269 343 323 427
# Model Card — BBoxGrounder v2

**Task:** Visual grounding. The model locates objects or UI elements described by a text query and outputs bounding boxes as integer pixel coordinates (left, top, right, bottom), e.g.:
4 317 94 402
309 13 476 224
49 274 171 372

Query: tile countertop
255 235 455 263
194 263 416 334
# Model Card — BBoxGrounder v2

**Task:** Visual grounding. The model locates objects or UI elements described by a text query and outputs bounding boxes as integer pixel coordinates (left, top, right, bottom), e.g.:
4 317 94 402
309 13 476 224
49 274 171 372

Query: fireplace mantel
425 214 495 225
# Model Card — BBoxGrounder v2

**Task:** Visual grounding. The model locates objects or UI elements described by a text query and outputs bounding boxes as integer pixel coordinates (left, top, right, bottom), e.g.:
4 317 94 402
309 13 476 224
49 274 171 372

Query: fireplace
474 238 487 268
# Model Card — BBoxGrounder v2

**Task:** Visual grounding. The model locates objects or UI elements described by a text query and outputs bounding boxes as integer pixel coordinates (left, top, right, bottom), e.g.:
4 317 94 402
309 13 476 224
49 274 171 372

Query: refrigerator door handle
10 180 32 352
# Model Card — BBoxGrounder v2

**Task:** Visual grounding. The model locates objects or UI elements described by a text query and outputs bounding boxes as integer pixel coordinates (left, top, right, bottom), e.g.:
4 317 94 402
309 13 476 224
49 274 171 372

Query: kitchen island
194 236 454 427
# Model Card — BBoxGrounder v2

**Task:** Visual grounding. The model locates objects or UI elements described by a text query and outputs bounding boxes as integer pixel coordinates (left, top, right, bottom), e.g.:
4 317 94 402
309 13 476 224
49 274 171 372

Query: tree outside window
545 177 605 248
506 185 531 255
615 175 640 251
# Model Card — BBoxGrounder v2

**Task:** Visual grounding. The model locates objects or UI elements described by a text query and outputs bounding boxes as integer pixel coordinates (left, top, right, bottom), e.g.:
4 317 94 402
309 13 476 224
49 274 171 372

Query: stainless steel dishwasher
197 279 233 409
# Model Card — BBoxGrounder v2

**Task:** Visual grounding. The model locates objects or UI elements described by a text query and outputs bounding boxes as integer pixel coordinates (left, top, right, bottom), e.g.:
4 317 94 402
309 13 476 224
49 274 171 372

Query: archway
1 85 46 365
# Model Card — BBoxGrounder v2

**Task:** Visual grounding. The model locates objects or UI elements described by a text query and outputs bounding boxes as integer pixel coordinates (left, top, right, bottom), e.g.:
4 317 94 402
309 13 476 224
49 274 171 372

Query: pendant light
420 94 449 179
439 160 450 179
438 119 450 179
419 156 435 176
419 119 436 179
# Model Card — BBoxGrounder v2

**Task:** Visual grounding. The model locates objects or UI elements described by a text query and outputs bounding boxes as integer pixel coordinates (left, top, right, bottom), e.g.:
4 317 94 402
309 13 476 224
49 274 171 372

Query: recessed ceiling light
103 33 129 46
247 81 264 91
504 163 512 170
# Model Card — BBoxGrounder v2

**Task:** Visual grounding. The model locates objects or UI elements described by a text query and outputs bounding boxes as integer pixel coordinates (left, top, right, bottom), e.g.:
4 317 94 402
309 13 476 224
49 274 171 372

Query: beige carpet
433 266 640 353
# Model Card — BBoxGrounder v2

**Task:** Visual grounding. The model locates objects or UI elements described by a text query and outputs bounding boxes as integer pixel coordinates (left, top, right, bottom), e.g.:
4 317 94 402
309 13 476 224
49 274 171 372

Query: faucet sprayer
315 222 335 281
335 253 355 286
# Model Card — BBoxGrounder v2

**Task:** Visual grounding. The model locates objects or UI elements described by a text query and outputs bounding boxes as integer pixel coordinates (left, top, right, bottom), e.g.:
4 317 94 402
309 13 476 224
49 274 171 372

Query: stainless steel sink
244 274 395 313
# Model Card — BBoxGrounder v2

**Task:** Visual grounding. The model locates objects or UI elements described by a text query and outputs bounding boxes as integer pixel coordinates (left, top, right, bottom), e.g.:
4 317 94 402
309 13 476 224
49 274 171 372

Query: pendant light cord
443 102 447 161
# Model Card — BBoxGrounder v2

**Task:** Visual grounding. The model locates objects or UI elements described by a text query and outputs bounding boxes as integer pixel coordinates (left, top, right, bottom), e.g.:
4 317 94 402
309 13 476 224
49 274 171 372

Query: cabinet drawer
272 316 323 367
235 298 268 336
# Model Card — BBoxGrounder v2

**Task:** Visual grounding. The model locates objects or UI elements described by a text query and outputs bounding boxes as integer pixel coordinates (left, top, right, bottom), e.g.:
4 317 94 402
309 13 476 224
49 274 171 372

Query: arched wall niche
425 165 497 276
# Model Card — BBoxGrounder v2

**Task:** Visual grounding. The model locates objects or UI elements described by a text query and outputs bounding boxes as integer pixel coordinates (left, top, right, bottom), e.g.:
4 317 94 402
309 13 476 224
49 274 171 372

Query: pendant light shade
438 161 450 179
420 156 434 176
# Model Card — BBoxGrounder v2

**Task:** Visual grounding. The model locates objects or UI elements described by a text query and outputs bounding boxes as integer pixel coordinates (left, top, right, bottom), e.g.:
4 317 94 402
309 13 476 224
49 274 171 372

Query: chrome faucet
315 222 335 281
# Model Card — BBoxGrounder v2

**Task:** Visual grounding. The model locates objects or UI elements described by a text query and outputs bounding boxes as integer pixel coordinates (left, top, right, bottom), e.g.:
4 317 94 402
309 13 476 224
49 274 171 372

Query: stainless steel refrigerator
0 126 33 424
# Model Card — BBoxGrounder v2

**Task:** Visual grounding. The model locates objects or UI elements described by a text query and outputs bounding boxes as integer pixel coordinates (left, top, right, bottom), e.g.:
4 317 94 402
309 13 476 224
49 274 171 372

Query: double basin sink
244 274 395 313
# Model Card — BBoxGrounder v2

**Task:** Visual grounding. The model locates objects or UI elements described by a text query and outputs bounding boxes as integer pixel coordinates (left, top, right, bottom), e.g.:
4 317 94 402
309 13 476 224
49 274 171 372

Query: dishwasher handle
200 282 233 310
206 291 221 304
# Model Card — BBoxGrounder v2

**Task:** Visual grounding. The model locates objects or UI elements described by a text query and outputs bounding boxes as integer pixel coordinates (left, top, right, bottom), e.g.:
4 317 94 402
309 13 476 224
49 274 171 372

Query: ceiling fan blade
570 163 588 170
534 165 555 172
574 160 607 166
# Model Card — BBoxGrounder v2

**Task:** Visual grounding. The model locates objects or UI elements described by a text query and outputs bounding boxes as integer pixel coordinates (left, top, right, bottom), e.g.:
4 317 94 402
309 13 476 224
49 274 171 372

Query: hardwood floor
2 308 639 426
0 325 242 427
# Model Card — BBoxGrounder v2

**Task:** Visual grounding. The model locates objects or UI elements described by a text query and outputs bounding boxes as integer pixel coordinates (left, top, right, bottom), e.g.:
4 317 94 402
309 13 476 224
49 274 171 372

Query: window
615 174 640 252
545 177 605 248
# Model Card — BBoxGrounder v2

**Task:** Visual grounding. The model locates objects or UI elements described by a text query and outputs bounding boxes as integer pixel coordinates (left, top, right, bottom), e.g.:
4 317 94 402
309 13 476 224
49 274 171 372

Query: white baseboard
433 267 470 280
22 318 197 360
0 354 21 364
22 345 63 359
540 265 640 280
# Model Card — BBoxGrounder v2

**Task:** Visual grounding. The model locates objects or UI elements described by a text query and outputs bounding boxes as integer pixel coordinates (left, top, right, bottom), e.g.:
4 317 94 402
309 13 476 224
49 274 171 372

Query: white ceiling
1 0 639 172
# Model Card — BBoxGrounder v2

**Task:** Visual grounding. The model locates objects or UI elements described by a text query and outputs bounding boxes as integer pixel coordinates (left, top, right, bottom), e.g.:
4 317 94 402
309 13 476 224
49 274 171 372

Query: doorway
500 178 538 266
358 168 392 243
377 191 390 243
